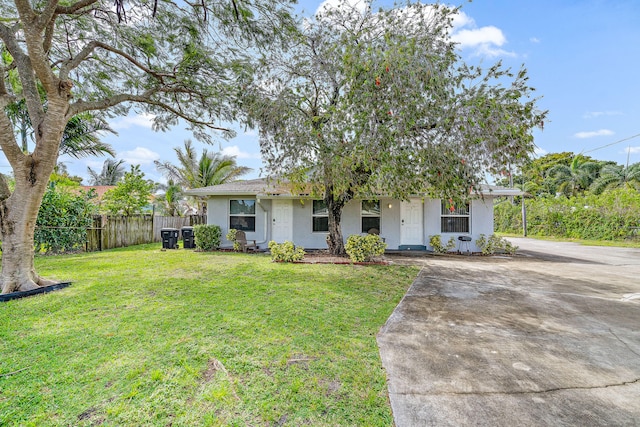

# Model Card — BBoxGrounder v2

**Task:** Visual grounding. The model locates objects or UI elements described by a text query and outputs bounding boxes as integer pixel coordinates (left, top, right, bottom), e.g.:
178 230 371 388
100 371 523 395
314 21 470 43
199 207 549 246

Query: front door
400 200 423 246
271 199 293 243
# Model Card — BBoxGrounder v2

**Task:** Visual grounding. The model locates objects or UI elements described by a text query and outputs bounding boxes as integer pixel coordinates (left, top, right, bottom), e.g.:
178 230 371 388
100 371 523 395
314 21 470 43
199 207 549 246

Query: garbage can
181 226 195 249
161 228 179 249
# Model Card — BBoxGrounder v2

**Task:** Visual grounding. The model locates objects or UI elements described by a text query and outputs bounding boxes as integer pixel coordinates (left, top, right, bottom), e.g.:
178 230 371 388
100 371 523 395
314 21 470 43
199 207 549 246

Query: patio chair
236 230 257 252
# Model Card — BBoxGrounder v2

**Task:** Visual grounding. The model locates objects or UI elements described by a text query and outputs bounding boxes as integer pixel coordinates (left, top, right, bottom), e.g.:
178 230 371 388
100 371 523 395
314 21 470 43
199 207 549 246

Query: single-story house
185 178 522 252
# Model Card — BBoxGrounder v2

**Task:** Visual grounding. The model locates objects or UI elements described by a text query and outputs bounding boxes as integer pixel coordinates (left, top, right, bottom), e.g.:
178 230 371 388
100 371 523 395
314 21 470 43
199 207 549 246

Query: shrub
345 234 387 263
35 184 97 254
268 241 305 262
494 188 640 241
475 234 518 255
428 235 456 254
226 228 241 251
194 224 222 251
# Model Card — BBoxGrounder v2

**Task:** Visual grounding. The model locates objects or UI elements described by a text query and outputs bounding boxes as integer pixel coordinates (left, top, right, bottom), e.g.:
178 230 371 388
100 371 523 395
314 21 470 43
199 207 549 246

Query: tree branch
60 41 174 81
69 92 232 132
55 0 99 15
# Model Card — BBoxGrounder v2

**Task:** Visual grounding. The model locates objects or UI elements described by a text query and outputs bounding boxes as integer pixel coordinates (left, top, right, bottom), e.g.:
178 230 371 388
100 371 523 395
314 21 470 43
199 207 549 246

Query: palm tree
59 113 116 159
546 155 600 196
155 140 252 213
155 179 183 216
87 159 127 186
590 163 640 195
7 99 115 158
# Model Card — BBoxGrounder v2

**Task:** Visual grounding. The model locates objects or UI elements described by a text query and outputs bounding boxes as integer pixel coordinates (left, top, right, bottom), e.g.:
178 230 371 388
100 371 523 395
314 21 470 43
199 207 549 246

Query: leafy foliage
87 159 127 186
34 184 97 253
226 228 241 251
102 165 155 215
429 235 456 254
268 240 305 262
155 140 251 213
475 234 518 255
194 224 222 251
246 2 546 254
344 234 387 262
495 188 640 240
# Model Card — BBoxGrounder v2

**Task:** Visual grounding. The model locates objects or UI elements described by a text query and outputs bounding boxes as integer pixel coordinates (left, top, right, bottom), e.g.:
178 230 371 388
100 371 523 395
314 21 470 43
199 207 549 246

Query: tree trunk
0 99 68 294
325 194 347 256
0 173 58 293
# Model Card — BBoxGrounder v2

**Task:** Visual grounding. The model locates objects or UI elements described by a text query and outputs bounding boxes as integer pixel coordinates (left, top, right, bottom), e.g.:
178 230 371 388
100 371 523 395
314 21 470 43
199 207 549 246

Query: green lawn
497 232 640 248
0 245 418 426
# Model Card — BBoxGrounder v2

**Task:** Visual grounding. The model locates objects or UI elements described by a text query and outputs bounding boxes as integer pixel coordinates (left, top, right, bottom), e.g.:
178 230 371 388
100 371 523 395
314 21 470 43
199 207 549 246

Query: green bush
35 184 97 253
345 234 387 262
495 188 640 241
428 235 456 254
268 241 305 262
194 224 222 251
226 228 241 251
475 234 518 255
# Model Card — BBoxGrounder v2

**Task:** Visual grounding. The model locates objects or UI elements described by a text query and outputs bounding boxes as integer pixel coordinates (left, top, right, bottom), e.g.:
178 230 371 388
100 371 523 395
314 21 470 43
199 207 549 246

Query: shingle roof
183 178 294 197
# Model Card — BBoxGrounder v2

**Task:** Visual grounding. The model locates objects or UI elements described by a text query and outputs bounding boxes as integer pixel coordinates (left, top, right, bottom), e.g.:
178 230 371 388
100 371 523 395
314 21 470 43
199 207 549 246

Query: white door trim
271 199 293 243
400 200 424 246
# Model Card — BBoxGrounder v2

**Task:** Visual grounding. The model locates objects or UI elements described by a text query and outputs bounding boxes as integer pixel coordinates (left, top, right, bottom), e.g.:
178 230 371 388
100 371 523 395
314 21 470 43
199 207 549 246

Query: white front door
400 200 424 245
271 199 293 243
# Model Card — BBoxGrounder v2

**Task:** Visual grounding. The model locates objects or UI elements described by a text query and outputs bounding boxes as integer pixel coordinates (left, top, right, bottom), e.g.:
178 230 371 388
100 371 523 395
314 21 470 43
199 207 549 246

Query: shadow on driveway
378 238 640 426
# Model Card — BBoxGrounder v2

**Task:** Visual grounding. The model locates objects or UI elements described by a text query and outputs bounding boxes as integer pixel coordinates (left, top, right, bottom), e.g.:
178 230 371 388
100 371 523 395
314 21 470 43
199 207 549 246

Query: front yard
0 245 417 426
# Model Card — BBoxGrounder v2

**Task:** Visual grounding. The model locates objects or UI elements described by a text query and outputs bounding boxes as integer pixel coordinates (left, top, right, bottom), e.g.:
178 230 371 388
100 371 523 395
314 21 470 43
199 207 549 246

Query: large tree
246 2 547 254
0 0 293 293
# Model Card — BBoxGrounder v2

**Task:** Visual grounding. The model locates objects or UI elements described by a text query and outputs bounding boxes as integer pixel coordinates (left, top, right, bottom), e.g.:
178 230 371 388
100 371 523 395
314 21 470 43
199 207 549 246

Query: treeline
495 152 640 241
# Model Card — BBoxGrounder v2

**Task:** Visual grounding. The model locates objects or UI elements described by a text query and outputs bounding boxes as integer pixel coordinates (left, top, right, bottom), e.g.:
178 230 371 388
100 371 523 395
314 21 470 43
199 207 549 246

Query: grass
0 244 418 426
497 233 640 248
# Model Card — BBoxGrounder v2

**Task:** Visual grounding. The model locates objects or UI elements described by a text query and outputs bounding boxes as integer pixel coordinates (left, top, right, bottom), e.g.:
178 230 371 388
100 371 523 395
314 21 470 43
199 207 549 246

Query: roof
184 179 524 198
183 178 293 197
77 185 116 200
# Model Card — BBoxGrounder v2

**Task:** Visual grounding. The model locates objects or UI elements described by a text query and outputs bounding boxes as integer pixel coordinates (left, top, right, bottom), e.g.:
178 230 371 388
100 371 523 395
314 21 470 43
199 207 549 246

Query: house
185 178 522 252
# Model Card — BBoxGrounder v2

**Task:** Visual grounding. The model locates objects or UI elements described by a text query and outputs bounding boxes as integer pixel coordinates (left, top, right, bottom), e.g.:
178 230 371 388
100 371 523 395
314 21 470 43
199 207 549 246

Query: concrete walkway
378 238 640 426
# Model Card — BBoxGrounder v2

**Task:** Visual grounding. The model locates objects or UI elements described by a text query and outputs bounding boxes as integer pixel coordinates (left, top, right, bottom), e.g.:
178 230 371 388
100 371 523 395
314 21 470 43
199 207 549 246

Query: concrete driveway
378 238 640 426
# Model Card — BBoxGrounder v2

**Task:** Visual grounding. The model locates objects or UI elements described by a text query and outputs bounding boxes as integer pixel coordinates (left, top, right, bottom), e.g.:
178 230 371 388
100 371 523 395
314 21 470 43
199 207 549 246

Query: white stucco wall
205 195 496 252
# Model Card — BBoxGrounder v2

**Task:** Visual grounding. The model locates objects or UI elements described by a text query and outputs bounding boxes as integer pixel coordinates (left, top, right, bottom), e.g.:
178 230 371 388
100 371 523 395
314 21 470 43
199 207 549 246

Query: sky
7 0 640 184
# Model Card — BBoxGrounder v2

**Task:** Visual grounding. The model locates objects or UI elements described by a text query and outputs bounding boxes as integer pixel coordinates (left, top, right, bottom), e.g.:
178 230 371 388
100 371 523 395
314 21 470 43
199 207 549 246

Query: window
230 199 256 232
441 201 470 233
312 200 328 232
361 200 381 233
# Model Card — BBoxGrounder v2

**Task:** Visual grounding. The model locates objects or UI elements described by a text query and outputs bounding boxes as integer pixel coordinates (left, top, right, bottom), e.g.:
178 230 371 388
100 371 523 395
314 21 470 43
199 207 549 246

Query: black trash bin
181 226 195 249
161 228 179 249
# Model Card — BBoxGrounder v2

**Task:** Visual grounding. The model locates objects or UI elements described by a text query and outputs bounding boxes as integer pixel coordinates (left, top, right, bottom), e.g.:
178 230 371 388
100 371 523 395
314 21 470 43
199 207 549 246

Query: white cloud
583 111 623 119
530 37 540 43
451 11 514 58
625 146 640 154
221 145 261 160
120 147 160 165
110 113 156 130
574 129 614 139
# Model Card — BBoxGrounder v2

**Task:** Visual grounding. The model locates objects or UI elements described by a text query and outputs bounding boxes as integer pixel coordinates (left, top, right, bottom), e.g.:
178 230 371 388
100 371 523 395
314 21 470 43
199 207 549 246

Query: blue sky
11 0 640 184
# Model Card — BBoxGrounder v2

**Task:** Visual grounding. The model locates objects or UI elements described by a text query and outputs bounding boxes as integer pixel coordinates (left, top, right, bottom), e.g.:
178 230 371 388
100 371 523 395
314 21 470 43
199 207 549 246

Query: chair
236 230 257 252
458 235 472 254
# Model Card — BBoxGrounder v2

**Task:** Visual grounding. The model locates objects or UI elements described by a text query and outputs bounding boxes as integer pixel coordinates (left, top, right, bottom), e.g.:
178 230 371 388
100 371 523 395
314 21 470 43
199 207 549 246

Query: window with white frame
312 200 329 232
361 200 381 233
230 199 256 232
441 201 470 233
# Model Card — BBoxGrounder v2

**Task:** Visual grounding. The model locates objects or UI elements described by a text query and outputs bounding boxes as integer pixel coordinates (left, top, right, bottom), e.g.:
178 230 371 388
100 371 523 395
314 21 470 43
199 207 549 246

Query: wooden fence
86 215 206 252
